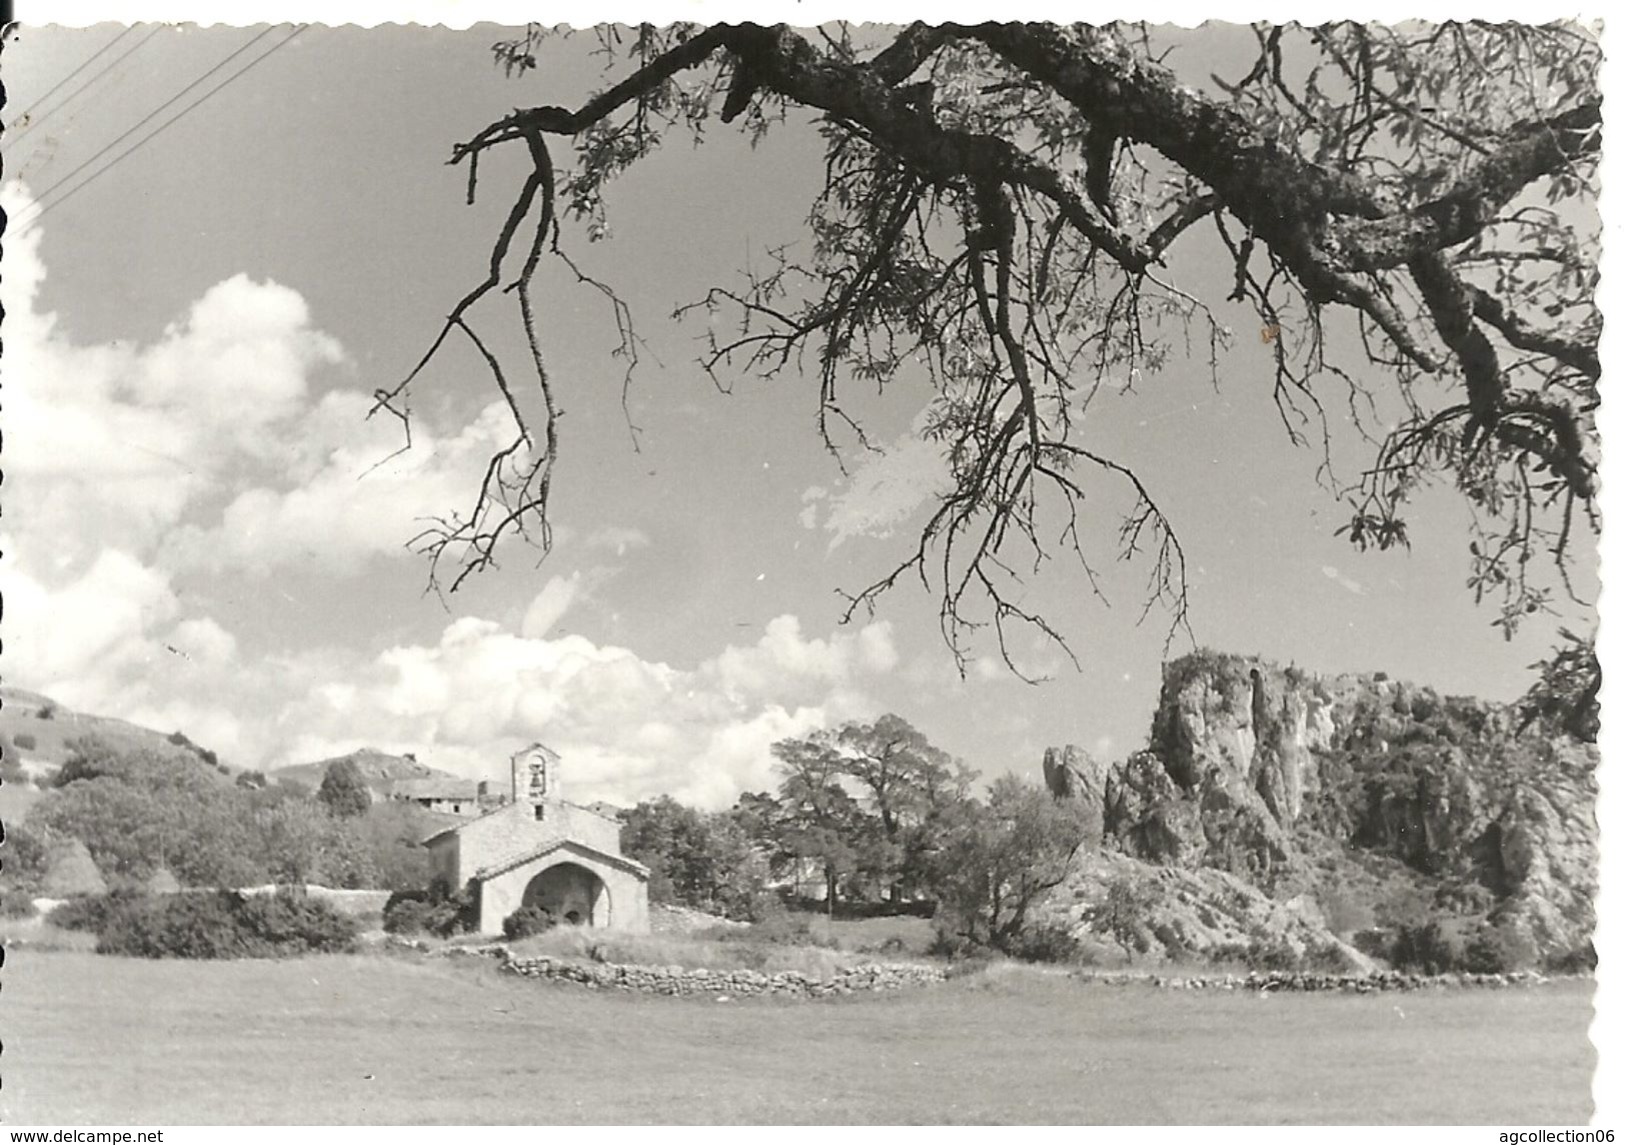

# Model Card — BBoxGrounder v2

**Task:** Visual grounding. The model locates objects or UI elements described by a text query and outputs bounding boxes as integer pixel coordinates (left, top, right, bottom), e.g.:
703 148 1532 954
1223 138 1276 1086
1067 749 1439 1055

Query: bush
1462 921 1539 973
1151 921 1191 961
51 889 145 933
382 888 470 937
98 891 257 959
502 904 556 940
234 890 358 954
13 732 38 752
1006 921 1083 964
1547 942 1597 975
1243 937 1304 972
1317 886 1376 936
2 892 40 918
1388 921 1466 974
38 705 56 721
94 889 359 959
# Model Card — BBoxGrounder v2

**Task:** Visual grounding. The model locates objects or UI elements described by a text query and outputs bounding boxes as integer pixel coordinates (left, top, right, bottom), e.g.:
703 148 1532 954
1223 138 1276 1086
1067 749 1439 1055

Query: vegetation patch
78 888 359 959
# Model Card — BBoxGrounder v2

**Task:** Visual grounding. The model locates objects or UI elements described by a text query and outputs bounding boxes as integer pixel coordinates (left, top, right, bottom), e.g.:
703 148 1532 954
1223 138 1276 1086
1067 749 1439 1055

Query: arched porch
521 860 611 928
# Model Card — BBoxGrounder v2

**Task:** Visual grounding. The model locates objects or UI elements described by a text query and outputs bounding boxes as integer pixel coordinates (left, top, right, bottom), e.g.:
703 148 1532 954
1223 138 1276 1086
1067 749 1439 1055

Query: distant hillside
0 684 234 785
270 748 460 797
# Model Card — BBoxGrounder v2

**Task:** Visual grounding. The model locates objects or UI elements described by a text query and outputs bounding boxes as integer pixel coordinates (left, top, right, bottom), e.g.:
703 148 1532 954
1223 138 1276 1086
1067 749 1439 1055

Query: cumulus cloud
168 401 518 575
268 612 899 808
1 550 179 697
1 181 904 811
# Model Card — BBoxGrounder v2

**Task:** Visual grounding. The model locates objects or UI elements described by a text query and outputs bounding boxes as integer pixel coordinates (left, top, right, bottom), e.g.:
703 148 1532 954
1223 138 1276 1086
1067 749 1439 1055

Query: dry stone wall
499 952 946 998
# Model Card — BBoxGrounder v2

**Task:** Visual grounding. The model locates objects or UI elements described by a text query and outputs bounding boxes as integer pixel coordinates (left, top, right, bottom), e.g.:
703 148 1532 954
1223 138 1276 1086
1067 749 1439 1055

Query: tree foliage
23 737 426 893
383 20 1599 672
1517 627 1600 743
928 774 1096 951
317 758 373 819
620 794 768 918
756 714 973 906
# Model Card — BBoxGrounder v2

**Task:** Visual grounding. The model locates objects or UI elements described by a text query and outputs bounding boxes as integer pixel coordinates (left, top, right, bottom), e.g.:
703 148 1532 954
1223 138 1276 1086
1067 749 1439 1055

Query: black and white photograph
0 2 1610 1126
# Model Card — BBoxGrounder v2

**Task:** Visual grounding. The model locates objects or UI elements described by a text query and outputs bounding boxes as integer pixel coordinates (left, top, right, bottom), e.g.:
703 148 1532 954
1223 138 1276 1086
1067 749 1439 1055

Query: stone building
391 777 484 817
423 744 650 935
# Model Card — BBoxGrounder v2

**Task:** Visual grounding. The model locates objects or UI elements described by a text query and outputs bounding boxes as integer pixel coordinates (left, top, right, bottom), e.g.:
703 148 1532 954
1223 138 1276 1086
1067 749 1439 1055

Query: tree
928 775 1095 951
835 715 975 900
380 21 1598 674
317 759 372 819
621 794 767 918
768 734 887 910
1098 869 1158 961
1517 627 1600 743
36 738 268 888
255 800 376 889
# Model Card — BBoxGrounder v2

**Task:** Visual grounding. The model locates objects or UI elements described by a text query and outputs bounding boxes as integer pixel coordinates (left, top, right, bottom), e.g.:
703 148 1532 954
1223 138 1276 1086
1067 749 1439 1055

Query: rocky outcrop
1039 851 1367 969
1042 745 1110 805
1047 650 1598 967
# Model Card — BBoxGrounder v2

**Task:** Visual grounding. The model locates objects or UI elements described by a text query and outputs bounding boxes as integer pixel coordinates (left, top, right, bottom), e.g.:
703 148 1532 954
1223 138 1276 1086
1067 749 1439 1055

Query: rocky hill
1041 651 1597 970
270 748 460 798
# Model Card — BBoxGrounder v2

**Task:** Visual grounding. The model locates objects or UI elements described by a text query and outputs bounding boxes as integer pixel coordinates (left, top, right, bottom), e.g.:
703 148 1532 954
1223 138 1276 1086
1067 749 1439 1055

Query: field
0 950 1594 1124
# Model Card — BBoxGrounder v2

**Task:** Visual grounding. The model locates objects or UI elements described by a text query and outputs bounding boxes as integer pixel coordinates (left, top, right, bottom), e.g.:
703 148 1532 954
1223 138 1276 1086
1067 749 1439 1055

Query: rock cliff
1048 651 1598 968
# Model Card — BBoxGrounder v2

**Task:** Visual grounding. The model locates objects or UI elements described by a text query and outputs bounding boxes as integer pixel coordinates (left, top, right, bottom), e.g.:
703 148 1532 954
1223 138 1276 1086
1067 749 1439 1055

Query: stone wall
1086 968 1563 993
500 953 946 998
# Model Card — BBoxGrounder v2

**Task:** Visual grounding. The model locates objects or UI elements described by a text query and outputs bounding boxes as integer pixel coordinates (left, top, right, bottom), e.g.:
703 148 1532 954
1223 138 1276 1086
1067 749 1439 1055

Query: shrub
97 891 256 959
1462 921 1539 973
1317 886 1376 936
1388 921 1466 974
382 888 470 937
2 891 40 918
38 705 56 721
13 732 38 752
502 904 556 940
1547 942 1597 975
234 890 358 954
94 888 359 959
1152 921 1191 961
1243 937 1304 972
1006 921 1083 964
51 889 146 933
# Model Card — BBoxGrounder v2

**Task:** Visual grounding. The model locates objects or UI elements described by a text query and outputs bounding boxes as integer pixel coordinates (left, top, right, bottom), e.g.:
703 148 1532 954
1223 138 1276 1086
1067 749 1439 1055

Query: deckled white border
2 1 1616 1131
13 2 1610 28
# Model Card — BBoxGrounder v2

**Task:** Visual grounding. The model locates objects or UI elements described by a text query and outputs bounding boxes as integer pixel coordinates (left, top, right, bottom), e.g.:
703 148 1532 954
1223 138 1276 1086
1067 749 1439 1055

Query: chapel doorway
522 862 610 927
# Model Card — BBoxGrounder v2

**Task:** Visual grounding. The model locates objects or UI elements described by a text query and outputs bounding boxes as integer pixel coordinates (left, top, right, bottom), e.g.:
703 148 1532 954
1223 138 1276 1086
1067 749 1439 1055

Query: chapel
423 744 650 934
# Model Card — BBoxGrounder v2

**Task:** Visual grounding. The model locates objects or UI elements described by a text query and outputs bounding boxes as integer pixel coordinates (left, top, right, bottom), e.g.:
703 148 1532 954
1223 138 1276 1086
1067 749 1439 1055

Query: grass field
0 950 1593 1124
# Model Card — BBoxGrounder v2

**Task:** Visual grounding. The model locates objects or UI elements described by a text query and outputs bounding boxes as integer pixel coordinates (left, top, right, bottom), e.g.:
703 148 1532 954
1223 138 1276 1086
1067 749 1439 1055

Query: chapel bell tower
511 743 562 816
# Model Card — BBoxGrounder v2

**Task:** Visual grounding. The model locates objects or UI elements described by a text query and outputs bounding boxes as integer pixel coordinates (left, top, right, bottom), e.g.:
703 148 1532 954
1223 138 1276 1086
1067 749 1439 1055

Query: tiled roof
473 838 650 883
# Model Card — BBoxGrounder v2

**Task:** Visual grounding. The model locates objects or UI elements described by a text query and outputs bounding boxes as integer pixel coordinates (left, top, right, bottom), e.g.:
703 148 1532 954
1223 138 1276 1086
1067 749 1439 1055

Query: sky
0 17 1606 810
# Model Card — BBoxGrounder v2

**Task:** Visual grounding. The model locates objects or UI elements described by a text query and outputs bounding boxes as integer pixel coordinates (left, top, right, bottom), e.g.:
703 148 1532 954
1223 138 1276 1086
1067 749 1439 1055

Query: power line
16 26 278 216
6 25 162 147
16 26 308 233
5 25 134 135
